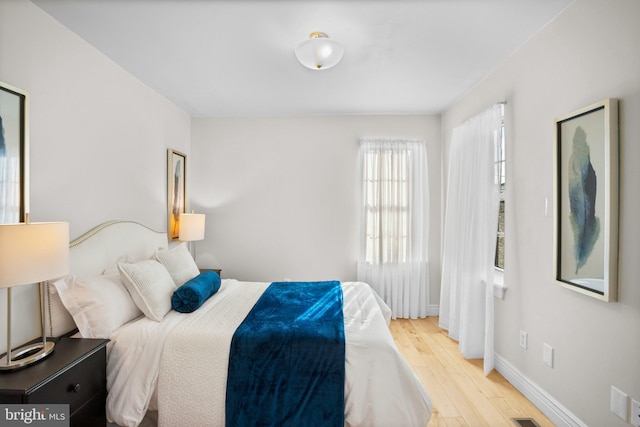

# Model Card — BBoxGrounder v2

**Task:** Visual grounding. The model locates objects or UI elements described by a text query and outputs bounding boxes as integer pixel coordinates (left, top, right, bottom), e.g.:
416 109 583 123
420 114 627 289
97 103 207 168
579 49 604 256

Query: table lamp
0 215 69 370
179 211 205 260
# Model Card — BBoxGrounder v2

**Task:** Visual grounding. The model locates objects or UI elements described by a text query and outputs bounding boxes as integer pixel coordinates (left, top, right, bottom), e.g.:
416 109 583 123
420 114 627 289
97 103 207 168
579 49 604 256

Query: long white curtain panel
357 139 429 319
440 104 502 375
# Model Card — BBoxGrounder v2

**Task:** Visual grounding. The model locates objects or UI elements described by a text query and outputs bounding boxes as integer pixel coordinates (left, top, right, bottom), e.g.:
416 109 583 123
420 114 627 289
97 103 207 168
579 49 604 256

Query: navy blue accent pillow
171 270 221 313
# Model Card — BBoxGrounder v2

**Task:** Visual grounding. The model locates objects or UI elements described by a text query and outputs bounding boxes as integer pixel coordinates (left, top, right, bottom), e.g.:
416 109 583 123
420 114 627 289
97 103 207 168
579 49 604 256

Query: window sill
493 268 507 299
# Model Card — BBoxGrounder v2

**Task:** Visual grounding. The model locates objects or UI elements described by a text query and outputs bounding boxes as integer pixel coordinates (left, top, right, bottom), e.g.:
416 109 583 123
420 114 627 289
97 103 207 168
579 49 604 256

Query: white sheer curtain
439 104 502 375
357 139 429 319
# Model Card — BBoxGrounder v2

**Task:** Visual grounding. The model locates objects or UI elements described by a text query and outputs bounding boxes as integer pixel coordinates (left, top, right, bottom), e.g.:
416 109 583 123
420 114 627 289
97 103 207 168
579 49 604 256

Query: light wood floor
389 317 555 427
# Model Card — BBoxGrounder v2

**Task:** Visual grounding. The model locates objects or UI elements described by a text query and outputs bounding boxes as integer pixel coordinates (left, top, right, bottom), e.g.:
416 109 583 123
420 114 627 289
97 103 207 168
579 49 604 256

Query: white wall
191 115 441 305
0 0 190 237
0 0 190 349
441 0 640 425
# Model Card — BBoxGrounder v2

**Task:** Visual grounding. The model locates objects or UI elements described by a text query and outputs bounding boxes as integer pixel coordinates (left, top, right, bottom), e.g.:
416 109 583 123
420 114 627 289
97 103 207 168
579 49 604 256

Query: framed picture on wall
167 149 187 241
0 81 28 224
553 98 618 302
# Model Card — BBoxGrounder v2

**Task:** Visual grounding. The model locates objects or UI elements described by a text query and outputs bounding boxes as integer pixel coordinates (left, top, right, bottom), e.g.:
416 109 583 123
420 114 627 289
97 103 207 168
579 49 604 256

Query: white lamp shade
0 222 69 288
295 32 344 70
179 213 205 241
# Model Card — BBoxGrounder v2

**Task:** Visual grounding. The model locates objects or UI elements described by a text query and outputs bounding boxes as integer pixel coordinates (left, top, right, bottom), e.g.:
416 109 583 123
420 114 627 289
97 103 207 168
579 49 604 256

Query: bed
44 221 432 427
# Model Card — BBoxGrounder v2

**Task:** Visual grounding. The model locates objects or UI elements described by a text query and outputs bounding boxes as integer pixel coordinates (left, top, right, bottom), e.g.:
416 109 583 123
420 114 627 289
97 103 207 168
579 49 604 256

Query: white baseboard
427 304 439 316
494 353 587 427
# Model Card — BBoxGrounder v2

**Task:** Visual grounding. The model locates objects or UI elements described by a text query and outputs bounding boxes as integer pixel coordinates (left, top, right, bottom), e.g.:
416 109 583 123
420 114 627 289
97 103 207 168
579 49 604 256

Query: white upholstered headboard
46 220 168 337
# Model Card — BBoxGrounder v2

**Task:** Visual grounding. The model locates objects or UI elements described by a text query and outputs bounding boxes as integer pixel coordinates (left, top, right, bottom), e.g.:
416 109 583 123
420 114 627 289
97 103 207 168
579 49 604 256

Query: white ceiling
32 0 572 117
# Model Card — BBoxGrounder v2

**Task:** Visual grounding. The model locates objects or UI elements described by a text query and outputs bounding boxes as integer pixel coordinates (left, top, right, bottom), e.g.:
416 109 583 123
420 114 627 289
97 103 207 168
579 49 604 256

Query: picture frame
167 149 187 241
553 98 618 302
0 81 28 224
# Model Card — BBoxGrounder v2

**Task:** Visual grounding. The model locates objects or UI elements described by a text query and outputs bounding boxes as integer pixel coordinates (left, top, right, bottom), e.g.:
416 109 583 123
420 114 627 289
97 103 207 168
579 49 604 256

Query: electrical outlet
610 386 628 421
631 399 640 427
519 330 528 349
543 343 553 368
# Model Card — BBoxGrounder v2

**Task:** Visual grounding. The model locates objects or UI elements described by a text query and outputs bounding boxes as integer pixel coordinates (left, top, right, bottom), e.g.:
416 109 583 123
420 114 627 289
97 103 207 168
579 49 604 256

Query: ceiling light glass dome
295 32 344 70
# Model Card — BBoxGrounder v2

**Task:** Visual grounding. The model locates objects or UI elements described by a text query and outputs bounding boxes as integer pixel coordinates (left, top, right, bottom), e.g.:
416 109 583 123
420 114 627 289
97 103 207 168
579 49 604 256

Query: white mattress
106 280 432 427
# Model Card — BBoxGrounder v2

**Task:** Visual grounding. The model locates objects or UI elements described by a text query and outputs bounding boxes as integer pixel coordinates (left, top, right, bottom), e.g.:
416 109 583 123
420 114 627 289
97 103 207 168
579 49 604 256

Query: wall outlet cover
519 330 528 349
543 343 553 368
610 386 628 421
631 399 640 427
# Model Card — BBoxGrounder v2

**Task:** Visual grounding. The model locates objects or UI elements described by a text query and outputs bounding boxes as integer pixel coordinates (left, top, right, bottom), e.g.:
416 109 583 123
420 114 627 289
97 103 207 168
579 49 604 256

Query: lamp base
0 341 55 371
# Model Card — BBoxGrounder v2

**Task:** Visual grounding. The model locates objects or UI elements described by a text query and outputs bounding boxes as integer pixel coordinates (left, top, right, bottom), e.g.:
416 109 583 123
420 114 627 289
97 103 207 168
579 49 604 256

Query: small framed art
553 98 618 301
0 81 28 224
167 149 187 240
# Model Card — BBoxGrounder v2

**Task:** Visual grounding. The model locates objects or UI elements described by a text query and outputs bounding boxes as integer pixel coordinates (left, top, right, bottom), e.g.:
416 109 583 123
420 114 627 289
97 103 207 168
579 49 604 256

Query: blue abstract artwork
568 126 600 273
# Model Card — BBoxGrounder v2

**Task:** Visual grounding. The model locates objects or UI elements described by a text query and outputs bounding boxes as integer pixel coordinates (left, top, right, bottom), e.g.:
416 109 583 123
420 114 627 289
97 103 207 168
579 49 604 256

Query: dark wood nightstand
0 337 109 427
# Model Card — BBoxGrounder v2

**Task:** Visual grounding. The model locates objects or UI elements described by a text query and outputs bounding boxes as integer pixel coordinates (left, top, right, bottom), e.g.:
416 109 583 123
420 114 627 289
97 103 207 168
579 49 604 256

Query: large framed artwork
553 98 618 302
167 149 187 241
0 81 28 225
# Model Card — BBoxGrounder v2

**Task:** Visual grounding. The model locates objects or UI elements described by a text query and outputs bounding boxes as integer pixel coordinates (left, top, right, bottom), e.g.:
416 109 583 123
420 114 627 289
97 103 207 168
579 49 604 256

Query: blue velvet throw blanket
225 281 345 427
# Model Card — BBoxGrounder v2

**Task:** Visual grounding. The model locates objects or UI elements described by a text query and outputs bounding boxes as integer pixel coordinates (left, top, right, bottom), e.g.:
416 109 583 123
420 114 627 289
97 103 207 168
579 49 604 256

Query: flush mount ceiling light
295 32 344 70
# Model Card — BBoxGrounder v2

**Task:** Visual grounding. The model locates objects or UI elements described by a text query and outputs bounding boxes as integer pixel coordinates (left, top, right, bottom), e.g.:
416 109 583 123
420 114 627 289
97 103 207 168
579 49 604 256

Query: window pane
363 147 411 264
495 117 505 269
495 234 505 269
495 200 505 269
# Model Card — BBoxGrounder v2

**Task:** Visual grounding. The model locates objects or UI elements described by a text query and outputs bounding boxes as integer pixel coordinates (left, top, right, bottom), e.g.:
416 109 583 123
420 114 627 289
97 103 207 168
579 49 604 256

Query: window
494 110 505 269
362 147 411 264
358 138 430 318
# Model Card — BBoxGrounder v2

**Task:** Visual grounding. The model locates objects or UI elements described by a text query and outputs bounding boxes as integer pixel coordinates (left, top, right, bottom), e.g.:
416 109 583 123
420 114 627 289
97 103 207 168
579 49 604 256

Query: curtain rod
454 102 506 128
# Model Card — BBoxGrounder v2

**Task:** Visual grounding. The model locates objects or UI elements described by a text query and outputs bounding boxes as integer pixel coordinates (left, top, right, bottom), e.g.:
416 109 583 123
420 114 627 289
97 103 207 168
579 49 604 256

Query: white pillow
118 259 176 321
154 243 199 286
52 273 142 339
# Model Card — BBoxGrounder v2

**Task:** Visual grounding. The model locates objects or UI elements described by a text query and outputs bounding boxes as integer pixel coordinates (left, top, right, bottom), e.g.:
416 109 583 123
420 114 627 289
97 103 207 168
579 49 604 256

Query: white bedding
107 280 432 427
